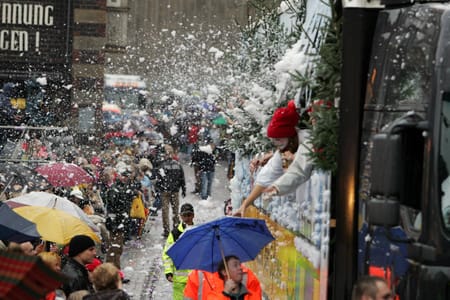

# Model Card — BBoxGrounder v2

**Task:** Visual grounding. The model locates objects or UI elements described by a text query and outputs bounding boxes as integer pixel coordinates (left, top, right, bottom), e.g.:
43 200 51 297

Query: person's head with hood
266 100 300 153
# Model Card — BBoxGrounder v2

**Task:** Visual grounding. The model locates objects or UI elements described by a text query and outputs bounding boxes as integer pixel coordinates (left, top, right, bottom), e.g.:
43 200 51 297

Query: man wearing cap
68 188 85 206
162 203 195 300
234 100 312 217
61 234 97 295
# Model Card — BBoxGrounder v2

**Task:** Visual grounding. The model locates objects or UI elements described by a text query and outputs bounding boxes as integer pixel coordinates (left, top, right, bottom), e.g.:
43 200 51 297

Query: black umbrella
0 162 51 195
0 203 41 243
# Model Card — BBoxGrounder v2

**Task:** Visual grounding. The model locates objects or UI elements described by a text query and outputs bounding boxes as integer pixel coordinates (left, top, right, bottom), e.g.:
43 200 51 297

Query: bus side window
440 94 450 230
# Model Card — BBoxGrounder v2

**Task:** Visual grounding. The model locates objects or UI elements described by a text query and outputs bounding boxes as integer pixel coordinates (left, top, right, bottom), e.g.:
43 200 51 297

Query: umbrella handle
0 185 8 199
0 176 15 199
0 175 24 198
218 238 230 279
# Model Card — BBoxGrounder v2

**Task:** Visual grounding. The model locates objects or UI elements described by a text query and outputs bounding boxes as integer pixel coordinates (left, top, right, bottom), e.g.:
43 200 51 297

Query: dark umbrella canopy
0 203 41 243
167 217 274 272
0 250 67 300
0 162 51 194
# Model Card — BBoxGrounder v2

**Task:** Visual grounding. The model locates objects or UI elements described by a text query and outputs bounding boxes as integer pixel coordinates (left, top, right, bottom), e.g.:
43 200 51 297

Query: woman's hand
249 158 260 173
249 152 274 173
263 186 278 197
233 205 245 217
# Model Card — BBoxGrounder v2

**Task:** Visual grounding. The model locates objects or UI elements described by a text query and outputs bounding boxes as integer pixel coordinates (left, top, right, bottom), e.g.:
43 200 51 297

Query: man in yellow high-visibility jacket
162 203 195 300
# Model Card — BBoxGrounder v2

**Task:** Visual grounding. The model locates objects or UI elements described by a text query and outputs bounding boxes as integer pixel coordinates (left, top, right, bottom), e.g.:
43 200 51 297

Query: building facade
105 0 252 101
0 0 257 142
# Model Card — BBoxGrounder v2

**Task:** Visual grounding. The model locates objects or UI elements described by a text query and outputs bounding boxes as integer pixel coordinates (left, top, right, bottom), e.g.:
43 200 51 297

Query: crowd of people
0 103 236 299
0 98 397 299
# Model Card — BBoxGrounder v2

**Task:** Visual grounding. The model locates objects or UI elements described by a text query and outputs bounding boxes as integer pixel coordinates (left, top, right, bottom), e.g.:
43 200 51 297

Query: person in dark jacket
191 141 216 200
83 262 130 300
61 235 97 296
189 144 201 194
155 144 186 237
104 166 140 269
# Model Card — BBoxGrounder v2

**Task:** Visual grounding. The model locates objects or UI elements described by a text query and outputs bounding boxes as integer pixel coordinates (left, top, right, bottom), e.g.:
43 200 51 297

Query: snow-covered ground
120 158 231 299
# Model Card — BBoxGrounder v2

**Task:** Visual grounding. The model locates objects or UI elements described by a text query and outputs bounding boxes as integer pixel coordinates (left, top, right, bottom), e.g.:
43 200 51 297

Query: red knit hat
267 100 299 138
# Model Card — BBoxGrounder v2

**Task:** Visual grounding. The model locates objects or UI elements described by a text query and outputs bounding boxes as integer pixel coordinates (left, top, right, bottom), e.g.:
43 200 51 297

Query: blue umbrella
167 217 274 273
0 203 40 243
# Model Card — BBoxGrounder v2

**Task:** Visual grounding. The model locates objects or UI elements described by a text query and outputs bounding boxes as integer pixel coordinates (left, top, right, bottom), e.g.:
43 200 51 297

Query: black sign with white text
0 0 71 76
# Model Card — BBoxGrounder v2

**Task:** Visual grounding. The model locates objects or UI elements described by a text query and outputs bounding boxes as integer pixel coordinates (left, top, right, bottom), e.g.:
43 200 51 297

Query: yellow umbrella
13 206 101 245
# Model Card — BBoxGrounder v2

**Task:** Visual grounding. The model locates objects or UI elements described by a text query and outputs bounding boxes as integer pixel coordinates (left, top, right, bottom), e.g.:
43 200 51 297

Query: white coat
255 129 312 195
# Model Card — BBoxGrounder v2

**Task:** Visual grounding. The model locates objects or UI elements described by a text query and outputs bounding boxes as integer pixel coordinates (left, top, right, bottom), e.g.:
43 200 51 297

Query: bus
103 74 152 144
104 74 148 112
236 0 450 299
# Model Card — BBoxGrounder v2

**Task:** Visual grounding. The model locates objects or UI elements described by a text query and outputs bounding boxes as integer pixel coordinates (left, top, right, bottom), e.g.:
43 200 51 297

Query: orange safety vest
183 266 262 300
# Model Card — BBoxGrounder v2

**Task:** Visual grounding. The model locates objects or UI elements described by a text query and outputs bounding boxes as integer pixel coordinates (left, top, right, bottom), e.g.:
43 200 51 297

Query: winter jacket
163 222 192 300
255 129 311 190
104 177 140 232
61 257 95 296
155 159 186 193
83 289 130 300
191 147 215 173
183 266 261 300
188 125 200 144
0 82 20 125
254 150 284 187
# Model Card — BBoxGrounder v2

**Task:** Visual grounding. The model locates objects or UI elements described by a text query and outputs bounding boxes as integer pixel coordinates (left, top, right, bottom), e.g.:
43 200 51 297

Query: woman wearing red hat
234 100 312 217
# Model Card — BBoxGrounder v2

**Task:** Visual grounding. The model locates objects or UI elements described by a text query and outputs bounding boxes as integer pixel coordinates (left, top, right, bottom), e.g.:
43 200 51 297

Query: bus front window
104 87 144 111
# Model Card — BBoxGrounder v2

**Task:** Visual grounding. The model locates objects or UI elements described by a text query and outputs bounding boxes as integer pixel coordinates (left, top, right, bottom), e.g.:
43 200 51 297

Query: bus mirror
409 242 437 262
366 197 400 226
370 133 402 197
